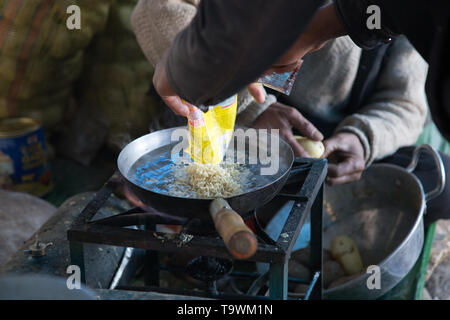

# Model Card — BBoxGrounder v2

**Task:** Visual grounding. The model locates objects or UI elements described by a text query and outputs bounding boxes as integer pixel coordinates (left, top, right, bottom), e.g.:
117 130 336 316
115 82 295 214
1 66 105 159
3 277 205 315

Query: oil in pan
0 117 52 197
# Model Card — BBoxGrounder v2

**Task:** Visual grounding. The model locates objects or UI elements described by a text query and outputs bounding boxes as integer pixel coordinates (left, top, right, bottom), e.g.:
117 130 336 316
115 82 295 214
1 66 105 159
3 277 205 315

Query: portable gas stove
67 158 327 300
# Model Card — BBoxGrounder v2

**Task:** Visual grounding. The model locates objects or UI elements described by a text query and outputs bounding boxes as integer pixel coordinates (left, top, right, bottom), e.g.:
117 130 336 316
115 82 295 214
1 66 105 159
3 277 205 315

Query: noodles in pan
173 162 250 198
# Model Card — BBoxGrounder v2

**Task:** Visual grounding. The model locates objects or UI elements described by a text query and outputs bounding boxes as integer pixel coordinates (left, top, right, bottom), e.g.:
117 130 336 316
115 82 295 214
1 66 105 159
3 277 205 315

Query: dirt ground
425 220 450 300
0 191 56 266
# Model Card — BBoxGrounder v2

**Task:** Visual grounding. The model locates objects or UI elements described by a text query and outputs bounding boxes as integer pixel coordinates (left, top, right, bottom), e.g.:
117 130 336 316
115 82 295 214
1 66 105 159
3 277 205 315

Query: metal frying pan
117 127 294 219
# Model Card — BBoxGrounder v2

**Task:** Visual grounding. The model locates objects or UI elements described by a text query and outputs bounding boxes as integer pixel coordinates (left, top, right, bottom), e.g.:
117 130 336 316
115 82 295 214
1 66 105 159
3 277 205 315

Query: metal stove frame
68 158 327 300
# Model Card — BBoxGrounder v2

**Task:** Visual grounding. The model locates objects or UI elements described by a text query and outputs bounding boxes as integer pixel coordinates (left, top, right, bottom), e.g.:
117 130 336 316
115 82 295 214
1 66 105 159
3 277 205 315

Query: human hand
252 102 323 157
323 132 366 185
247 83 266 103
154 51 265 115
152 50 190 117
265 3 346 75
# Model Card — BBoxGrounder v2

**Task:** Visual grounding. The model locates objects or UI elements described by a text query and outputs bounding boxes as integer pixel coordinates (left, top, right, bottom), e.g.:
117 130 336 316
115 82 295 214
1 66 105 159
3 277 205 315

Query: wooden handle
210 199 257 259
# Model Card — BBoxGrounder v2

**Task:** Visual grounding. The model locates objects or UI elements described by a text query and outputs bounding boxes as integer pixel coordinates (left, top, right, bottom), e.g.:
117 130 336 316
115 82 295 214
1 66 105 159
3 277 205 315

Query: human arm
164 0 324 106
132 0 266 116
323 37 429 184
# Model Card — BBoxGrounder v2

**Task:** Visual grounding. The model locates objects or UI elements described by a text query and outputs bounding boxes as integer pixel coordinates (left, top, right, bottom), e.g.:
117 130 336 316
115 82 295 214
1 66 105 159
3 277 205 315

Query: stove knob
24 237 53 258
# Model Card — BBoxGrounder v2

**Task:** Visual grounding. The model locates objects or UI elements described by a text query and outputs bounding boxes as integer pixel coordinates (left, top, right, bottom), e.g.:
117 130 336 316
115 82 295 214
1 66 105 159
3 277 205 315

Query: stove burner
186 256 233 282
186 256 233 295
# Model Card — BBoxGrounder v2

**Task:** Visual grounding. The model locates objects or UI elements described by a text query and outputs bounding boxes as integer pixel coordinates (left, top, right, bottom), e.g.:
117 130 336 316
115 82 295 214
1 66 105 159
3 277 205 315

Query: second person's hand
323 132 366 185
252 102 323 157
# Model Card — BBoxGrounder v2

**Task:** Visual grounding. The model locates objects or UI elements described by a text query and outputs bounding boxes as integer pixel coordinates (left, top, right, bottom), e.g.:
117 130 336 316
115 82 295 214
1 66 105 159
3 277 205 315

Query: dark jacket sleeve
334 0 448 60
335 0 450 140
166 0 324 106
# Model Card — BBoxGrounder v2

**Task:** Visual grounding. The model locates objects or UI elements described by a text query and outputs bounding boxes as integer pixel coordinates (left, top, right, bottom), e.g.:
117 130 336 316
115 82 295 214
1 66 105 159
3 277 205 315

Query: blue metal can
0 117 52 197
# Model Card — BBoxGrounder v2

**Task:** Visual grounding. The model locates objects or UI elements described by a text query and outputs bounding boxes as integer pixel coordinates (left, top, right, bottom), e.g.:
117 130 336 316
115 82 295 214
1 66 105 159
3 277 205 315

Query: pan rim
117 126 295 201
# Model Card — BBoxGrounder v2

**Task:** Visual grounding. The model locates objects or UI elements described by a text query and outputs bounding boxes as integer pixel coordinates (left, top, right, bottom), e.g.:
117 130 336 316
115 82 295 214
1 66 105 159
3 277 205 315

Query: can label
0 123 52 197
